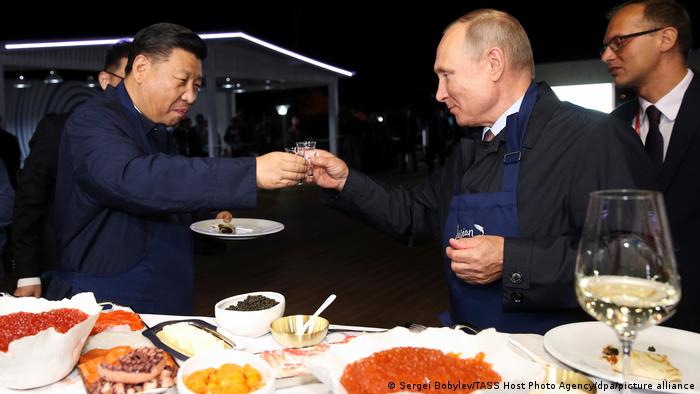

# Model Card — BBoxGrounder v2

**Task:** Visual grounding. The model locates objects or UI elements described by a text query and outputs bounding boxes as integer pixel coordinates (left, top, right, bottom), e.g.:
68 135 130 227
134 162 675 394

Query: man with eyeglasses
10 41 132 298
602 0 699 333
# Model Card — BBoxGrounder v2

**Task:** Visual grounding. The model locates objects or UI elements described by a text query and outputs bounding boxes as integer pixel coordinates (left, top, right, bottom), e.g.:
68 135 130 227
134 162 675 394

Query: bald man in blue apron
309 9 656 334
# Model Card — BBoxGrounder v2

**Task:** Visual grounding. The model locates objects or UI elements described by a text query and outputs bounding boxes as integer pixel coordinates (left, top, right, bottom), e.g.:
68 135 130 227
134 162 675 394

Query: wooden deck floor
193 170 449 328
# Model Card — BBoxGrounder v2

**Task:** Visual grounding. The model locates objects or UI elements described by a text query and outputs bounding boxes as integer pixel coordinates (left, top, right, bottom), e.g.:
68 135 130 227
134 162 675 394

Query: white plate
190 218 284 240
544 322 700 393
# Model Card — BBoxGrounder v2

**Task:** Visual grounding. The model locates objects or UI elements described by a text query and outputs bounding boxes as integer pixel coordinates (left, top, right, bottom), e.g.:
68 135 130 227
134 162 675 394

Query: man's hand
14 284 41 298
255 152 308 189
216 211 232 222
308 149 349 191
445 236 504 284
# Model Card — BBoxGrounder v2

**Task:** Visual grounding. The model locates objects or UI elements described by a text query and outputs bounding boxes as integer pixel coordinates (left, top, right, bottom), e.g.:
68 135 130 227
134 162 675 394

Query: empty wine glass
575 189 680 393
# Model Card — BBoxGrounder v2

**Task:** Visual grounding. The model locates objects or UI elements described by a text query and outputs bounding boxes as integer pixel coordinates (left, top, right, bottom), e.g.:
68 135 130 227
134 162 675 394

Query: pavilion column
327 80 339 154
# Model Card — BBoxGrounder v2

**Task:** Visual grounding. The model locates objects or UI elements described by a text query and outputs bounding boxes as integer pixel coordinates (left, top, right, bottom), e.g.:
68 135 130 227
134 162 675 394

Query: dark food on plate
97 347 165 384
218 222 236 234
226 295 279 311
0 308 88 352
90 310 144 335
79 346 177 394
602 345 619 361
184 363 263 394
340 347 501 394
601 344 682 382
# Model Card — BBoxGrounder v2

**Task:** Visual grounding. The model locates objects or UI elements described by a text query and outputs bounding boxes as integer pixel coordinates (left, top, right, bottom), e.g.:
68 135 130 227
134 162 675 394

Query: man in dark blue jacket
48 23 307 314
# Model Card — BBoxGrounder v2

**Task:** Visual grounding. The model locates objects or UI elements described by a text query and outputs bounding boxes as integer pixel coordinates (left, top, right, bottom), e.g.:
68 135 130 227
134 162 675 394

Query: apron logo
455 224 485 239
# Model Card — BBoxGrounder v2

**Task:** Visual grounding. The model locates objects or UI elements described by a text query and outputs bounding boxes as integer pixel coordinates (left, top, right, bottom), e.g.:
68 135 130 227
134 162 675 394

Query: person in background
0 116 20 188
223 116 240 156
602 0 699 332
49 23 307 314
0 161 14 283
194 113 209 156
11 41 132 298
309 9 656 334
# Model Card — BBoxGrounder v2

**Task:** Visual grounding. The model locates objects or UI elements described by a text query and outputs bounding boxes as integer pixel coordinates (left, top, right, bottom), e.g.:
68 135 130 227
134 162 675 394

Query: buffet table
0 313 667 394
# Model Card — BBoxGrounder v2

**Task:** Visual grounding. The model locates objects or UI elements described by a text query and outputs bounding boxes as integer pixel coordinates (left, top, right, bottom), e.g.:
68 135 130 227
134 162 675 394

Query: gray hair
447 9 535 78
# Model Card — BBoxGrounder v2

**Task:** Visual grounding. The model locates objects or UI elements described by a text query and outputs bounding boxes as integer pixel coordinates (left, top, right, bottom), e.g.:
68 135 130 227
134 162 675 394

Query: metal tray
142 318 238 361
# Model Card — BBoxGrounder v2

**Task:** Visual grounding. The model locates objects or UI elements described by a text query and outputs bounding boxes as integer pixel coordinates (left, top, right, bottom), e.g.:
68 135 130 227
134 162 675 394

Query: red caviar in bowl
340 347 501 394
0 308 88 352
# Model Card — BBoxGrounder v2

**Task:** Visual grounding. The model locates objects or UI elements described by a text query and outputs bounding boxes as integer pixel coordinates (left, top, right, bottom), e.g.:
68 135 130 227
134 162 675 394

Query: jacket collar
521 82 560 149
114 82 159 154
464 81 559 154
613 71 700 190
661 71 700 189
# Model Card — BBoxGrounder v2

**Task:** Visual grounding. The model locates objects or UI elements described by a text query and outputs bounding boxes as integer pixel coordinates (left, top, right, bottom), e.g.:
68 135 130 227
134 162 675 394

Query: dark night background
1 1 698 111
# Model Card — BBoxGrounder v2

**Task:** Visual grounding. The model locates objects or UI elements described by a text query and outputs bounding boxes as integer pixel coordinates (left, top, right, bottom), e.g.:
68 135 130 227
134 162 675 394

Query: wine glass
575 190 681 393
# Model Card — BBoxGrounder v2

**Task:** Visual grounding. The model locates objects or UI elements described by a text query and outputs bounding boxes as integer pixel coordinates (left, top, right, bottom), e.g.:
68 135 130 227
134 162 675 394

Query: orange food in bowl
185 363 263 394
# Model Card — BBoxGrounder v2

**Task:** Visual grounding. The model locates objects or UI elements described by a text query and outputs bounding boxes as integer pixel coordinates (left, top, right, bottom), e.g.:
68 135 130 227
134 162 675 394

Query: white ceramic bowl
214 291 285 337
177 349 274 394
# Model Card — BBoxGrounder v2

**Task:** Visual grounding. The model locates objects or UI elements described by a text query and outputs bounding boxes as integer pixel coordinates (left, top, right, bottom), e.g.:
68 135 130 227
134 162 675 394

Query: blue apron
54 220 193 315
441 83 569 333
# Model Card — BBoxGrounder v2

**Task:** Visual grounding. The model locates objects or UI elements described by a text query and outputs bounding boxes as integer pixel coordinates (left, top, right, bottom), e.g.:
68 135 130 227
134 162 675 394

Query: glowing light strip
5 38 129 50
4 32 354 77
200 32 354 77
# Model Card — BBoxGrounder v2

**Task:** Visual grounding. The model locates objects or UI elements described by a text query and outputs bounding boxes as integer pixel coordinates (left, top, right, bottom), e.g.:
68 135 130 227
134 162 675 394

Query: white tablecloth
0 314 663 394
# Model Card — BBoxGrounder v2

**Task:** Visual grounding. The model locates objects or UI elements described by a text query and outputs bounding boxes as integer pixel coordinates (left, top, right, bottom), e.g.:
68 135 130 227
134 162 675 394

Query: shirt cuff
17 277 42 288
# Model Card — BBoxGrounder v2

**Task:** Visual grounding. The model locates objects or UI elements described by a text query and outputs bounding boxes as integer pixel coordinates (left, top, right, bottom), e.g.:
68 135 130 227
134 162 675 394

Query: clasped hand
445 236 504 284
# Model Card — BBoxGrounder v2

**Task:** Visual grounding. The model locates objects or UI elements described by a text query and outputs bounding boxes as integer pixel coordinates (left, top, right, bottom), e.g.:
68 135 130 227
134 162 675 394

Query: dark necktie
645 105 664 167
483 129 495 142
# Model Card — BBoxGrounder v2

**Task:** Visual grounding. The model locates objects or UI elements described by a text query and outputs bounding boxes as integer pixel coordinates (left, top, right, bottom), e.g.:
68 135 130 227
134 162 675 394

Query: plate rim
543 321 700 393
189 218 285 239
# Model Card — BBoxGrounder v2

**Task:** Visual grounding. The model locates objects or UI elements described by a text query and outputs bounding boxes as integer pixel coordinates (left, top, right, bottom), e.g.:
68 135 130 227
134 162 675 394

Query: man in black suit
603 0 699 332
11 41 131 297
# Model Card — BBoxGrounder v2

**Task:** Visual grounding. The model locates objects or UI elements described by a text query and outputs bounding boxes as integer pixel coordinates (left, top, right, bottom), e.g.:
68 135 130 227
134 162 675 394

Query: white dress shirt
483 94 524 139
637 69 694 161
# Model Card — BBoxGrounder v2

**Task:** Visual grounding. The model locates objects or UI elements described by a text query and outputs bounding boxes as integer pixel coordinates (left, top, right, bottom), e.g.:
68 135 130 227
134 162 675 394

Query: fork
406 323 480 334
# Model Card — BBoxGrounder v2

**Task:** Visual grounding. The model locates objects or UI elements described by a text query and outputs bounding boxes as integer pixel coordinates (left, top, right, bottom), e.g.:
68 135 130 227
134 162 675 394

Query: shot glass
285 147 304 185
296 140 316 178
